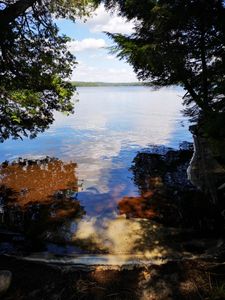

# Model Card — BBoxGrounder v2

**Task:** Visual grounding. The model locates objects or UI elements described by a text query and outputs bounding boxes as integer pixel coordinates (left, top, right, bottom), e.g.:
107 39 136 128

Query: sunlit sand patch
73 215 172 262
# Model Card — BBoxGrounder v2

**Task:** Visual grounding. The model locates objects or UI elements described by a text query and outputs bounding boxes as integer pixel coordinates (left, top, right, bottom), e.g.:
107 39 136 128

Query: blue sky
56 4 138 82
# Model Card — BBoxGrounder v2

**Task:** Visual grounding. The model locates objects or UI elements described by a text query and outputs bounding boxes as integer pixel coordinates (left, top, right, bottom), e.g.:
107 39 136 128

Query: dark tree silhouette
0 0 95 142
100 0 225 126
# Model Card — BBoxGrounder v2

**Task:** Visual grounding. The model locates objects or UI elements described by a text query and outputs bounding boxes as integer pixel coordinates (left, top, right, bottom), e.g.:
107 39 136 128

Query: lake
0 86 193 261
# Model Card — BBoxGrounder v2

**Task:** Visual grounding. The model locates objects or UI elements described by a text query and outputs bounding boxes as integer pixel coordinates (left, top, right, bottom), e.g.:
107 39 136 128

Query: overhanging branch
0 0 38 28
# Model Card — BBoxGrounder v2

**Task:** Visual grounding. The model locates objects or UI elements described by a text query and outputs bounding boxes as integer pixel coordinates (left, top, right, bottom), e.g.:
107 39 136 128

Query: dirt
1 255 225 300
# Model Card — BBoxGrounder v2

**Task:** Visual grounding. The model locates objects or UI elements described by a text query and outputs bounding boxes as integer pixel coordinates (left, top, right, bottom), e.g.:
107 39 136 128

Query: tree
0 0 95 142
101 0 225 128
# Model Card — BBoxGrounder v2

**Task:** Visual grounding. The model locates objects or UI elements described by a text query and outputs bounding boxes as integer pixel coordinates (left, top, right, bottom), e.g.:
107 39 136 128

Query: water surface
0 86 192 259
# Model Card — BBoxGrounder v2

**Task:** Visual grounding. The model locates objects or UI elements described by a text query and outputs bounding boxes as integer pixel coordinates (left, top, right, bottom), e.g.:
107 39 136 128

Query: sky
56 4 138 83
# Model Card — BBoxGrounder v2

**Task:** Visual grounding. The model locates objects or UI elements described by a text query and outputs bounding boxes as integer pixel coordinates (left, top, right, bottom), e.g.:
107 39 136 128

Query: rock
188 131 225 204
0 270 12 294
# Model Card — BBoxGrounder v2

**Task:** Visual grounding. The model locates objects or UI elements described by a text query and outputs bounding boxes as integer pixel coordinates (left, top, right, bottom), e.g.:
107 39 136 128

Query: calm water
0 86 192 258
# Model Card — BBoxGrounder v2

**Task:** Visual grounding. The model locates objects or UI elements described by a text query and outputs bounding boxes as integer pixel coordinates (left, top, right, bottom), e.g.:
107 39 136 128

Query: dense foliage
101 0 225 124
0 0 94 141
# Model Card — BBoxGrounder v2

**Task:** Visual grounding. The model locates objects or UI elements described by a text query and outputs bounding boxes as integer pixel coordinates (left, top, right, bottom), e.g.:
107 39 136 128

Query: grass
208 281 225 299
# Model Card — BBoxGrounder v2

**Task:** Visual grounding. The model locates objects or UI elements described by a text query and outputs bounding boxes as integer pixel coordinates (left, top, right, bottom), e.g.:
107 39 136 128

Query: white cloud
67 38 107 52
106 54 116 60
80 4 135 35
109 67 127 74
72 62 138 82
89 54 117 60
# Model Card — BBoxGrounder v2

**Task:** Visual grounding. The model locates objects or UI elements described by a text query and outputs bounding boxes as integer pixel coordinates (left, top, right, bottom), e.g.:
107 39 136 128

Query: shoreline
1 255 225 300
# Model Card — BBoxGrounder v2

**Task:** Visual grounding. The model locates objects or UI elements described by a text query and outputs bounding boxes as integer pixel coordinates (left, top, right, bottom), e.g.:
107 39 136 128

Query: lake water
0 86 193 261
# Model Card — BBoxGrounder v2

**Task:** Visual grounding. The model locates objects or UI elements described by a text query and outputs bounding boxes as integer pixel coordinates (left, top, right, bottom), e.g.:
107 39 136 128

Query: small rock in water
0 270 12 294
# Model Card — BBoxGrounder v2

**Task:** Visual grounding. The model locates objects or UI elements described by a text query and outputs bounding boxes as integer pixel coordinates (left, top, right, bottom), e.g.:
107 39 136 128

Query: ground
1 256 225 300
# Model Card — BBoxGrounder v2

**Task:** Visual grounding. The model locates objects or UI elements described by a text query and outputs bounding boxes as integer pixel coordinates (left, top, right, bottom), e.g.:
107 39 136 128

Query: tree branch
0 0 38 28
200 30 209 105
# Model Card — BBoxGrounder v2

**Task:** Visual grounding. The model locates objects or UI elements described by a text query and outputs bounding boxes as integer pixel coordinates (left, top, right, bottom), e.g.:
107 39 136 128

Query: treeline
72 81 144 87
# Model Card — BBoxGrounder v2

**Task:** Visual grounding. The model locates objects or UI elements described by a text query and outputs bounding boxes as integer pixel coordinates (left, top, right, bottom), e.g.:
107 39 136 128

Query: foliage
100 0 225 122
49 0 95 20
0 0 95 141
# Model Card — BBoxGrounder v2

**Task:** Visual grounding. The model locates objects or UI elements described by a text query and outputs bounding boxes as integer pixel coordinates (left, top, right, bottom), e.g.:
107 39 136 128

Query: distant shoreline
71 81 145 87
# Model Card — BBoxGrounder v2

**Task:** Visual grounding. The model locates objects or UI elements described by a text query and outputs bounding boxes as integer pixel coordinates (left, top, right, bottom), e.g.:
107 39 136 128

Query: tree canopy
101 0 225 127
0 0 94 142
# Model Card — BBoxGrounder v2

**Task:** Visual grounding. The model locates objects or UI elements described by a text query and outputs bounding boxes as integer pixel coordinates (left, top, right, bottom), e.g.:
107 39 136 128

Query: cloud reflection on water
50 87 191 197
0 87 193 257
0 87 192 219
